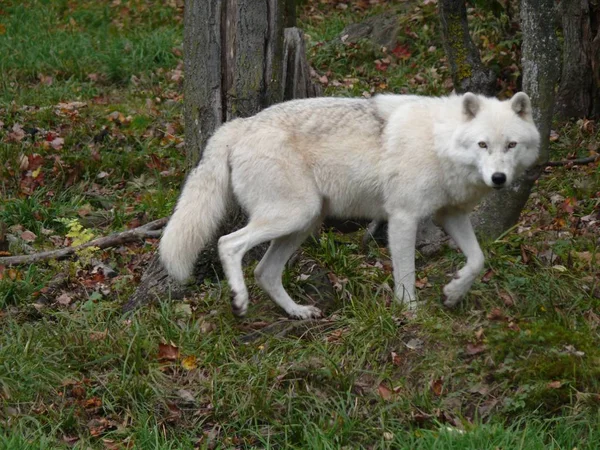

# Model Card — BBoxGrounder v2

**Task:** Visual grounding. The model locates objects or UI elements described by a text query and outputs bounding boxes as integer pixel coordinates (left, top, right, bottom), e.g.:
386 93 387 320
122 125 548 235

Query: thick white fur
160 93 540 318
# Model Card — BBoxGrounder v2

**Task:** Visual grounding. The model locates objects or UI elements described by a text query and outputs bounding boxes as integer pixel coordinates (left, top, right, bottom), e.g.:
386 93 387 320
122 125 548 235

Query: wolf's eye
478 141 487 149
508 141 517 149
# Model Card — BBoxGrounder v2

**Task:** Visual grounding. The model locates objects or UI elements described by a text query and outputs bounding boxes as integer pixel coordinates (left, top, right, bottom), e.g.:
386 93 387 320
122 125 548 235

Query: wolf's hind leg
218 206 320 318
254 231 322 319
439 213 484 307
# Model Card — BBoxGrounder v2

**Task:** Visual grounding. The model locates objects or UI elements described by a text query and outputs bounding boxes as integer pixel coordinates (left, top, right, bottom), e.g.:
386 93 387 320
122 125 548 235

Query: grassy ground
1 0 599 448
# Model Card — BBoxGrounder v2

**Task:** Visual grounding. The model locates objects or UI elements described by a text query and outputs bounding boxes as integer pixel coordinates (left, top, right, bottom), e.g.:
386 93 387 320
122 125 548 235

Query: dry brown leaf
56 293 73 306
499 291 515 307
431 378 444 396
377 383 394 401
465 343 486 356
158 342 180 362
481 269 494 283
89 330 108 341
487 307 505 321
20 230 37 242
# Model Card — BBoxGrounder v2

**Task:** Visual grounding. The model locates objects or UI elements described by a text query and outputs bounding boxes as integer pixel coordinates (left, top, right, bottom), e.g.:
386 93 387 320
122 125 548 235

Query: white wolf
160 92 540 319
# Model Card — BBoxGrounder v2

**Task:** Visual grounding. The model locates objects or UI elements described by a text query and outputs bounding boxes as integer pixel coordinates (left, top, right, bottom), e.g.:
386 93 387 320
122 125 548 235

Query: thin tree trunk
438 0 497 96
473 0 560 237
555 0 600 119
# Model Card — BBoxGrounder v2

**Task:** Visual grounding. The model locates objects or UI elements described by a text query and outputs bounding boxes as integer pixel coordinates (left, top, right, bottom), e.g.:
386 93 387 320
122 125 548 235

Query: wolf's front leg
388 213 419 309
439 213 485 307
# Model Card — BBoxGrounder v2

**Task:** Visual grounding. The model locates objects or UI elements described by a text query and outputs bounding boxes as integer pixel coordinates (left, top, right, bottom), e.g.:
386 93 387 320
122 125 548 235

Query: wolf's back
159 122 240 282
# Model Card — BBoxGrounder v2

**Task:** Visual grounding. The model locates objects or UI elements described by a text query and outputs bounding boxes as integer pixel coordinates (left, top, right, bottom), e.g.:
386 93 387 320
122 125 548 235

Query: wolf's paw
442 282 466 308
287 305 322 320
230 290 249 317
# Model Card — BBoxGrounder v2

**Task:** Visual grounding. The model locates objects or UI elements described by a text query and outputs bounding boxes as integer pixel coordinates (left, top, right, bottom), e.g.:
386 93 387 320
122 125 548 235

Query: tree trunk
125 0 321 312
438 0 497 96
555 0 600 119
473 0 560 238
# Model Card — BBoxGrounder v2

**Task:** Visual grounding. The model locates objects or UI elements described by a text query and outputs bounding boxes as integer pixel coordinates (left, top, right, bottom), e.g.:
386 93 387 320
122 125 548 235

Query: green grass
1 0 599 447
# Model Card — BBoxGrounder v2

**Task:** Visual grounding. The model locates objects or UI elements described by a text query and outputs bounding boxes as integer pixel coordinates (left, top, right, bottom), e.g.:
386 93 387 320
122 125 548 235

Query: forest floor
1 0 599 448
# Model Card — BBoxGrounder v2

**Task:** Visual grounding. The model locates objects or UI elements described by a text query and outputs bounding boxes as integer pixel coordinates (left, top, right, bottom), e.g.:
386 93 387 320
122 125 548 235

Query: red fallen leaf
375 59 389 72
391 43 412 60
481 269 494 283
27 154 44 171
465 343 486 356
487 307 505 321
158 342 180 361
547 380 562 389
377 383 394 401
430 377 444 396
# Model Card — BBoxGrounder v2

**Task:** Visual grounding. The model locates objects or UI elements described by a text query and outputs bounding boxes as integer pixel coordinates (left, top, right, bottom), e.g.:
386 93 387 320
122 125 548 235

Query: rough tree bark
438 0 497 96
124 0 320 311
554 0 600 119
472 0 560 237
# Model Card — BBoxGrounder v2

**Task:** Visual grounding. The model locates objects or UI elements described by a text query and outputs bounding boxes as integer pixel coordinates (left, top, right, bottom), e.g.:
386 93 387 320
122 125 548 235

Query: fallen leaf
499 291 515 307
391 43 411 60
20 230 37 242
377 383 394 401
465 343 486 356
89 330 108 341
8 123 25 142
181 355 198 370
405 338 423 350
84 397 102 410
474 327 484 341
415 277 428 289
158 342 180 361
430 378 444 396
56 293 73 306
481 269 494 283
177 389 195 404
199 320 216 334
50 137 64 150
487 307 505 321
390 351 402 366
507 321 520 332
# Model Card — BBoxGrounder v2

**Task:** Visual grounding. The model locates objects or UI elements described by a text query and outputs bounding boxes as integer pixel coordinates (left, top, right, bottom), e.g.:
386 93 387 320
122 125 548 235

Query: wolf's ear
511 92 532 118
462 93 480 119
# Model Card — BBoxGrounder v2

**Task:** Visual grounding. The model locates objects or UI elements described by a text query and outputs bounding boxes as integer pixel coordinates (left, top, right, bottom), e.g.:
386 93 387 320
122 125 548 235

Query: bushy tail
159 127 235 282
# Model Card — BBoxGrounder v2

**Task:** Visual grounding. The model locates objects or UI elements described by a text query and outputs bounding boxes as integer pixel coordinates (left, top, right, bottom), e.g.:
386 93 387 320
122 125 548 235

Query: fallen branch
544 155 599 167
0 218 167 267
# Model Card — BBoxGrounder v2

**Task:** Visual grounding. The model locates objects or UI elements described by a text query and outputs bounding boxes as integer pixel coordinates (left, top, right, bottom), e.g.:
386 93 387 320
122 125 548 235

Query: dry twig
0 218 167 267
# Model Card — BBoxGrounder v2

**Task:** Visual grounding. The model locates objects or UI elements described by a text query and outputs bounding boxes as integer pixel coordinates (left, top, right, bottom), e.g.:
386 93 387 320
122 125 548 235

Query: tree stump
125 1 321 312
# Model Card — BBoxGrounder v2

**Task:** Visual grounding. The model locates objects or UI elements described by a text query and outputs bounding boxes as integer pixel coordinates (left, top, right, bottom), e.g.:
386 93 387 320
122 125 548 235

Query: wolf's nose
491 172 507 186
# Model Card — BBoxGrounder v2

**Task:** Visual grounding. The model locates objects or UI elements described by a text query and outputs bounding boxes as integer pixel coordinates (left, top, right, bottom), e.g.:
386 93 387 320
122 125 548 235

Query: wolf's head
453 92 540 189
